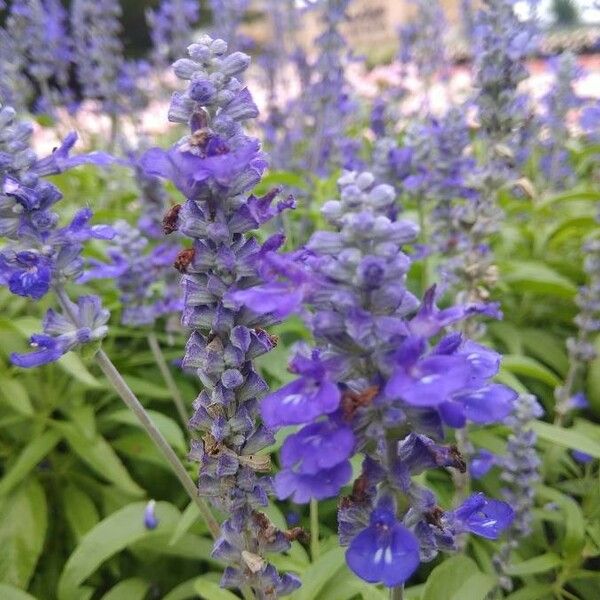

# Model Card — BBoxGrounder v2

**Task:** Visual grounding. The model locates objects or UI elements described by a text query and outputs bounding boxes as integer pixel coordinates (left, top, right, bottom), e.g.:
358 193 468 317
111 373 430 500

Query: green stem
310 498 320 561
390 585 404 600
418 197 429 295
54 287 220 539
147 332 188 426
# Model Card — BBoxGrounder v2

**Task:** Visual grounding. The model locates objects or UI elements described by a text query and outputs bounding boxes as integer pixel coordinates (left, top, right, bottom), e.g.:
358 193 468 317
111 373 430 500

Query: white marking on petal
282 394 304 406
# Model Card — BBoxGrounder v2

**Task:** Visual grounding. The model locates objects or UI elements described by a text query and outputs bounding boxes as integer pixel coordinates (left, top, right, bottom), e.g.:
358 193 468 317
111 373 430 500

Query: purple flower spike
452 493 514 540
346 498 420 587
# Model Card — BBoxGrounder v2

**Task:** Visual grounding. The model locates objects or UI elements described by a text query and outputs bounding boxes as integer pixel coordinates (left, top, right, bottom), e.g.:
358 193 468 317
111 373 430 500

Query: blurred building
244 0 599 61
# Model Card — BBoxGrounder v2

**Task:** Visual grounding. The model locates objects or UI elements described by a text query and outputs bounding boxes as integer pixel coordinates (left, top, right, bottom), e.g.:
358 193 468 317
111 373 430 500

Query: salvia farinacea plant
141 35 302 598
233 167 518 590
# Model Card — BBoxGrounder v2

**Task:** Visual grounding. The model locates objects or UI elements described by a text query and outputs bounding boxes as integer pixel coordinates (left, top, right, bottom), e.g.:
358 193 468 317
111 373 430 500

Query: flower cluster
0 25 32 111
301 0 361 177
238 171 515 587
397 0 449 88
6 0 72 113
473 0 536 180
554 207 600 426
208 0 251 52
490 394 543 590
0 104 114 366
82 220 180 326
141 36 300 597
72 0 124 114
147 0 200 68
539 52 582 190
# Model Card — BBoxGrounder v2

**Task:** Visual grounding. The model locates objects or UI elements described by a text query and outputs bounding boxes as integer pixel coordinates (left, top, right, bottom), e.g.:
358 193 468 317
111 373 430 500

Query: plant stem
390 585 404 600
418 196 429 295
54 287 220 539
310 498 320 561
147 332 188 426
454 426 471 502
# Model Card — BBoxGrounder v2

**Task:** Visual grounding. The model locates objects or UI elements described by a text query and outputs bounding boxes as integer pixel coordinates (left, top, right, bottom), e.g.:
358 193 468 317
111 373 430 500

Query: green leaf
505 553 562 576
169 502 203 546
55 422 144 497
501 261 577 299
488 322 523 355
58 501 181 600
0 584 39 600
450 572 496 600
133 533 216 563
501 355 561 387
0 379 33 416
122 376 172 400
100 578 150 600
111 431 170 469
57 353 103 388
505 583 554 600
532 421 600 458
194 578 239 600
11 317 41 338
291 547 346 600
103 409 186 453
260 170 308 190
537 486 585 558
0 479 48 588
62 485 100 541
521 329 569 375
0 430 61 496
422 555 488 600
537 189 600 210
587 336 600 415
163 578 201 600
317 569 387 600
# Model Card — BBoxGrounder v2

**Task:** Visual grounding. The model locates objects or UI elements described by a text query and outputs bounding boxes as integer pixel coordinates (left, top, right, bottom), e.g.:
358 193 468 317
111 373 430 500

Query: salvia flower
0 104 114 368
555 209 600 422
71 0 126 115
144 499 159 530
147 0 200 68
0 107 114 298
141 36 300 598
473 0 536 180
208 0 251 52
11 295 109 368
0 27 32 111
82 220 180 326
236 171 515 587
398 0 449 89
346 495 420 587
302 0 361 176
7 0 72 112
493 393 543 590
539 52 583 190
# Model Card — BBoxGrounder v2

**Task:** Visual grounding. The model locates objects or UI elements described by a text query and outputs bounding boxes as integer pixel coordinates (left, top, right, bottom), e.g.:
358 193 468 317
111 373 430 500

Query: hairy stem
54 286 220 539
147 332 188 426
